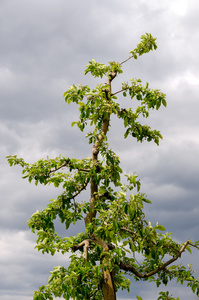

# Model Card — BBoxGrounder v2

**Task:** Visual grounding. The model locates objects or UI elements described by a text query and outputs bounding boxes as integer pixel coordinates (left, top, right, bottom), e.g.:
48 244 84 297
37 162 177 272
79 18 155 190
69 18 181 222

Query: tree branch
85 71 117 227
70 178 89 200
119 240 190 278
120 227 136 235
120 55 134 65
188 242 199 249
48 161 91 175
48 162 68 174
72 239 91 260
111 89 125 96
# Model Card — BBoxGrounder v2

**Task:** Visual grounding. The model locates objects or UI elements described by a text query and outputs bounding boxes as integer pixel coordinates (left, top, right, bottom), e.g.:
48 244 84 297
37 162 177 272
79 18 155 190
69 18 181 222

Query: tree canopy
7 33 199 300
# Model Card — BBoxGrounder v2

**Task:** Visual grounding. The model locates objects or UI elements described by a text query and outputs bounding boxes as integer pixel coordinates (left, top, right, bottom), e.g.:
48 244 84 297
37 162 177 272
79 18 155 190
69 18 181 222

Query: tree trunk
102 268 116 300
84 71 117 300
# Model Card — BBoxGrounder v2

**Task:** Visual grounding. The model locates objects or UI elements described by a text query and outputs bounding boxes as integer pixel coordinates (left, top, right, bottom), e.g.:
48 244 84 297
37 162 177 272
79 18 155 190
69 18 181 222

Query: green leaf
186 246 192 254
71 121 77 127
124 203 129 214
142 198 152 204
113 219 118 232
129 206 135 220
123 240 129 246
96 265 100 276
162 98 167 107
136 296 143 300
154 224 165 231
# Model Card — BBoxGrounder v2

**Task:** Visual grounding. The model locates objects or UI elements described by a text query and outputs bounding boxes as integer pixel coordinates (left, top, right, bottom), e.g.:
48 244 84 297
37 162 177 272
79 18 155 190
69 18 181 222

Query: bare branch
111 84 131 97
80 168 91 172
111 89 125 96
70 179 89 200
72 239 91 260
84 240 90 260
188 242 199 250
120 227 136 235
120 55 134 65
48 162 68 174
62 178 89 208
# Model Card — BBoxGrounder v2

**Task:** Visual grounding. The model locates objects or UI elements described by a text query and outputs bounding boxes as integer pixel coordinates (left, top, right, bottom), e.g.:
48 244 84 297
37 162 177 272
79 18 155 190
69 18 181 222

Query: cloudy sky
1 0 199 299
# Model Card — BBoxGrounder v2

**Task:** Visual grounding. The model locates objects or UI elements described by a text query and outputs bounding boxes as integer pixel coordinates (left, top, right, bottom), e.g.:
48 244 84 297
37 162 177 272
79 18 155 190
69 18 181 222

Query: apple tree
7 33 199 300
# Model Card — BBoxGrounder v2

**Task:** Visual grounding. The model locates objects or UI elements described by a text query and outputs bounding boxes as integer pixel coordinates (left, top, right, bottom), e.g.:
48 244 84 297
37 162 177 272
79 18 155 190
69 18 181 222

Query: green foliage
84 60 123 78
158 291 180 300
129 33 157 59
7 33 199 300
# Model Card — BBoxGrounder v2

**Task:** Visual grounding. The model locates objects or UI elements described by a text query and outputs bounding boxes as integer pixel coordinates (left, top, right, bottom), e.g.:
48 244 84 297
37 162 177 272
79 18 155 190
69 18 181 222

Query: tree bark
102 268 116 300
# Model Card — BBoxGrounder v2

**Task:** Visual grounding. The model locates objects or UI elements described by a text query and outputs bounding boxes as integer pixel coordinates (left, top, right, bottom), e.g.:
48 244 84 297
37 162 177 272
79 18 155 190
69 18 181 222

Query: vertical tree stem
84 71 117 300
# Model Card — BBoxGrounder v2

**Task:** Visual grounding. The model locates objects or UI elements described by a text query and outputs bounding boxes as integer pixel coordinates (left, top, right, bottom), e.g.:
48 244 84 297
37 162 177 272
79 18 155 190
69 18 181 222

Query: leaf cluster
129 33 157 59
64 80 166 147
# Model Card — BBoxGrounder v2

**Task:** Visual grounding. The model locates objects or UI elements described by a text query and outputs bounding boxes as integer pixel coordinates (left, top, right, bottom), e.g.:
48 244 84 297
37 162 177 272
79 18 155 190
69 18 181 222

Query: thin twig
120 55 134 65
71 179 89 200
120 227 136 235
48 162 91 175
188 242 199 249
111 89 125 96
48 162 68 174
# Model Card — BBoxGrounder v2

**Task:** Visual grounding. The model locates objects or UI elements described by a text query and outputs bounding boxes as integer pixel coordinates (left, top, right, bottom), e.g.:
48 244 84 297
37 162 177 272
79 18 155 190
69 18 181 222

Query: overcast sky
1 0 199 299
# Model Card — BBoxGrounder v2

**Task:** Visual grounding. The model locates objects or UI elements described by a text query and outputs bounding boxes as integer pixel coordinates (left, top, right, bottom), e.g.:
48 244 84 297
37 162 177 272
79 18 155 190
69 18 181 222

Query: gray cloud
1 0 199 299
